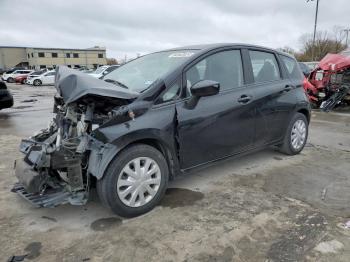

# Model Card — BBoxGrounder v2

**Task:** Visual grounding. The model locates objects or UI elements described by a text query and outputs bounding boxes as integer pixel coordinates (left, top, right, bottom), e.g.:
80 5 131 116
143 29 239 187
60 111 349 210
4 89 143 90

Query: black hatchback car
13 44 310 217
0 81 14 110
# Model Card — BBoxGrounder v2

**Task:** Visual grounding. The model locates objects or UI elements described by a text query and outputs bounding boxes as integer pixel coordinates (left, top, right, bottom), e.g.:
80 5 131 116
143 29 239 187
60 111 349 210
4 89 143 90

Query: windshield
93 67 108 74
103 50 198 92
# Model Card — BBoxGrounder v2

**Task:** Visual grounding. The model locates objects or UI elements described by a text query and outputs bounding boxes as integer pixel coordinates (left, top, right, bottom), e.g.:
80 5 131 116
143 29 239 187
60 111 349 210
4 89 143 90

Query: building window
98 53 103 58
40 65 46 69
27 54 30 59
73 53 79 58
31 53 33 58
38 52 45 57
66 53 70 58
52 53 58 58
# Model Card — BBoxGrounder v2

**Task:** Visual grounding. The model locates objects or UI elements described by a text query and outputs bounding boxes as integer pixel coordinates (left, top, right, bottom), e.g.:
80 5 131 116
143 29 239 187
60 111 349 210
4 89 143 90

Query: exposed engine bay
305 53 350 111
12 66 139 207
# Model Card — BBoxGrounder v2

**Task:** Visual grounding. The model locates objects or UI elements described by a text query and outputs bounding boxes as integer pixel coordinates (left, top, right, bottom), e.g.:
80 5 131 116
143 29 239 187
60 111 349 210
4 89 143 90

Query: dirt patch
160 188 204 208
267 212 327 261
90 217 122 231
24 242 42 260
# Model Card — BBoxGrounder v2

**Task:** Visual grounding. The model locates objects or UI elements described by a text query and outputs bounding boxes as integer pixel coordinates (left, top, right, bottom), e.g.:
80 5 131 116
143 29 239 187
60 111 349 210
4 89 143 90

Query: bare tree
296 27 347 61
106 58 118 65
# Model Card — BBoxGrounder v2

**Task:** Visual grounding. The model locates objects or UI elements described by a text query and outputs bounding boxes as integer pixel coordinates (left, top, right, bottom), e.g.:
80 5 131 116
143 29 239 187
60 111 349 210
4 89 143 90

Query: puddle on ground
24 242 42 260
12 105 33 109
160 188 204 208
21 99 38 103
90 217 122 231
41 216 57 222
273 156 283 161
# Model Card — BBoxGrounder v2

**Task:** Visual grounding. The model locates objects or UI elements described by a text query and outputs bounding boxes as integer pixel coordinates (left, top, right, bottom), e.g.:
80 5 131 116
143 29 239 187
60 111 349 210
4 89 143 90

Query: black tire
97 144 169 218
21 79 26 84
33 79 42 86
279 113 308 155
7 77 14 83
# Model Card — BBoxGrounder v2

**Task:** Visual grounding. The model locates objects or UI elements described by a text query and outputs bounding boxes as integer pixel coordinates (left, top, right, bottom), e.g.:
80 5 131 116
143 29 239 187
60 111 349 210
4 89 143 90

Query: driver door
176 49 256 169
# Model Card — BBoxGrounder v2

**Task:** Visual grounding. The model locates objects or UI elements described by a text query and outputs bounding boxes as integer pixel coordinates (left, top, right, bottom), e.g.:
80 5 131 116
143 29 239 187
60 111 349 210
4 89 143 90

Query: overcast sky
0 0 348 60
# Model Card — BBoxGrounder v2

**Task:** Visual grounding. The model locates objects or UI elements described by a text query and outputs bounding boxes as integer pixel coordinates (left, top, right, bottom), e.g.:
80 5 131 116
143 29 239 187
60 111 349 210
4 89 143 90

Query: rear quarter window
280 55 303 80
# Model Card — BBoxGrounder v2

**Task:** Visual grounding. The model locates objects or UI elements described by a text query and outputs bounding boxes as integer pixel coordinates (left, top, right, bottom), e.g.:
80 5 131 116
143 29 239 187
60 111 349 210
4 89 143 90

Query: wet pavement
0 83 55 137
0 83 349 261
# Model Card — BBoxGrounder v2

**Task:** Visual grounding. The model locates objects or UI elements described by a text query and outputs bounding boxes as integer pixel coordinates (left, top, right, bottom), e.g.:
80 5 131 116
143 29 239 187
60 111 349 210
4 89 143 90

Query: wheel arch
297 108 310 123
89 134 179 181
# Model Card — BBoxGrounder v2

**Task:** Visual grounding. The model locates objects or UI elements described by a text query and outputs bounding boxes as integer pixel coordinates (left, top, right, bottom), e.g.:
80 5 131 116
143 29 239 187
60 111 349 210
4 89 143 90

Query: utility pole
344 29 350 47
308 0 320 61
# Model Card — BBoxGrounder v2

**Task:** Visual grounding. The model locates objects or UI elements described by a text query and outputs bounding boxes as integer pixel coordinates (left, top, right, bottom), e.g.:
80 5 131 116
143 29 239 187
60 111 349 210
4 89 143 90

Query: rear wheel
21 79 26 84
279 113 308 155
97 144 169 217
33 79 42 86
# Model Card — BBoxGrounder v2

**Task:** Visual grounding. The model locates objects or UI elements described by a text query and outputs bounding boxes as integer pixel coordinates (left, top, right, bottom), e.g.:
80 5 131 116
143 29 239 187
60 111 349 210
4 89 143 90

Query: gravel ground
0 83 349 262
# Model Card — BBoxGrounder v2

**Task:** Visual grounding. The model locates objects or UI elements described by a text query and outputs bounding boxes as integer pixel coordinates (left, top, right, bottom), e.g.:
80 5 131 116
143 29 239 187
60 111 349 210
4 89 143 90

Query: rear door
246 49 295 146
43 72 56 84
176 49 256 169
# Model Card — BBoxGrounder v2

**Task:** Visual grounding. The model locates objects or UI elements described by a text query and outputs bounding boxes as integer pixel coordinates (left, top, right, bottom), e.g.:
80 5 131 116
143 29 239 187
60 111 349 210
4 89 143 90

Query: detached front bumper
12 138 88 207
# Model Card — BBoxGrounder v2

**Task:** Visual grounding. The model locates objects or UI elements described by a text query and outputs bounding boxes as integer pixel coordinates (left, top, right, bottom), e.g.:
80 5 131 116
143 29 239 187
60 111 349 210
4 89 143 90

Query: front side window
103 50 198 93
185 50 243 93
249 51 280 83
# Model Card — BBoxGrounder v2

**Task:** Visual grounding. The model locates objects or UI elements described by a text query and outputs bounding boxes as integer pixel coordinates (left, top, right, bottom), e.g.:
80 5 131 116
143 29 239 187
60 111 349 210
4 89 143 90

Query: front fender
88 105 177 179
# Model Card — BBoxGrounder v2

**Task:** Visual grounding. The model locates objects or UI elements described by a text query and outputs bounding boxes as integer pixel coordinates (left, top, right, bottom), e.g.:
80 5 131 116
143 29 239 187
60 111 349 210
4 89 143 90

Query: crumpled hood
54 66 139 104
317 53 350 71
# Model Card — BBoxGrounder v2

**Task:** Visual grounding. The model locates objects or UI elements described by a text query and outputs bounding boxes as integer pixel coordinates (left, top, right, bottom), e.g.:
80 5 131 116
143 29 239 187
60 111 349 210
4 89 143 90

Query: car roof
161 43 295 58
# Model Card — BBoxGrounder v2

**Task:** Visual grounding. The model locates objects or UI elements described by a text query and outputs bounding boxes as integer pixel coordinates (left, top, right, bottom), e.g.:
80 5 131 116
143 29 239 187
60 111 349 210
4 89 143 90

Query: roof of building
0 46 106 51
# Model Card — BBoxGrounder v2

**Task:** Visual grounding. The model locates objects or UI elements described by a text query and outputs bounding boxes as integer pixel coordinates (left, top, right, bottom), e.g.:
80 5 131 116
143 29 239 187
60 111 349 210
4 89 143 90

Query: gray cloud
0 0 348 59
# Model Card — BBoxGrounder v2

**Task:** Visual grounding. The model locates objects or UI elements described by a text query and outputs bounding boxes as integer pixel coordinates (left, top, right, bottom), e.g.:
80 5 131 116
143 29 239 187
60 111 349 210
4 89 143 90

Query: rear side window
186 50 243 92
281 56 304 80
249 51 280 83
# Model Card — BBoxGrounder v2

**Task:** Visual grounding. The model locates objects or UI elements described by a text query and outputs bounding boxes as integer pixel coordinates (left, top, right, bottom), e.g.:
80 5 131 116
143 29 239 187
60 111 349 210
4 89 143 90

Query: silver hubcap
291 119 306 150
117 157 161 208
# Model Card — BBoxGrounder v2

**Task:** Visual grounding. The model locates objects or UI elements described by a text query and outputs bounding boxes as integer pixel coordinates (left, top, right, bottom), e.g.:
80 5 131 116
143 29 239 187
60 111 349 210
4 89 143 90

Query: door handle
237 95 252 104
284 85 294 92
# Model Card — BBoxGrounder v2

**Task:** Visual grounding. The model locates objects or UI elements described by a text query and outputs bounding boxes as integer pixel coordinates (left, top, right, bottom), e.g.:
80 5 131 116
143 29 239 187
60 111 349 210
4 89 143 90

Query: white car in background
88 65 119 78
25 69 48 84
1 69 33 83
27 70 56 86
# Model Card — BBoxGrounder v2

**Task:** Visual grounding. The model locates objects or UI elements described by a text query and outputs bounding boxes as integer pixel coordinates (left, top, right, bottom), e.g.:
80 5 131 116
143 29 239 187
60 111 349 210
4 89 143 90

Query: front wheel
97 144 169 218
7 77 14 83
279 113 308 155
33 79 42 86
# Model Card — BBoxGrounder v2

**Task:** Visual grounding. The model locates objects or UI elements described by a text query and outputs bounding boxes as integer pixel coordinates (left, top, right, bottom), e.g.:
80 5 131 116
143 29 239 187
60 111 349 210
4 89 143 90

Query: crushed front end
12 66 138 207
306 53 350 110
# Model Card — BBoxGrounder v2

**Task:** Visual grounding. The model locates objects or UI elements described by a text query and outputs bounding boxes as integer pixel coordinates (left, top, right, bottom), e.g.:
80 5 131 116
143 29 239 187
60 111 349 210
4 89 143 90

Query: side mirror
190 80 220 97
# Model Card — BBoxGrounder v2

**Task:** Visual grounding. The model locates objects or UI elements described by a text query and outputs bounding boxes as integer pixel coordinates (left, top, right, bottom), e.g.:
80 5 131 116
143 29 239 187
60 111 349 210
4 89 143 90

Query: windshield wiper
104 79 129 89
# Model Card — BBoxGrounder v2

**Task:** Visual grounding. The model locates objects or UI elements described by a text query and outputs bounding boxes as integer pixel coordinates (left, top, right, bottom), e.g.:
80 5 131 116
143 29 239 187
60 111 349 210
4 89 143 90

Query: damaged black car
13 44 311 217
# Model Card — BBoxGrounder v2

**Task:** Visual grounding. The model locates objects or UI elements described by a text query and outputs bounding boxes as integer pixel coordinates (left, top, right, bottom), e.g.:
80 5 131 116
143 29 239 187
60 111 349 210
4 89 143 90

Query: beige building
0 46 107 70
